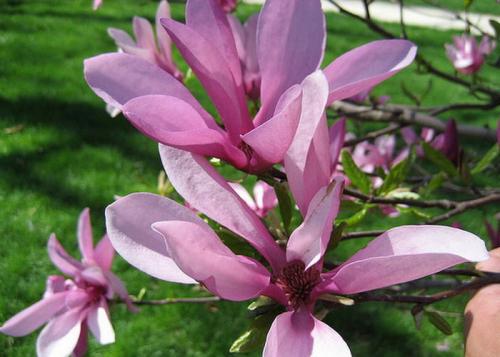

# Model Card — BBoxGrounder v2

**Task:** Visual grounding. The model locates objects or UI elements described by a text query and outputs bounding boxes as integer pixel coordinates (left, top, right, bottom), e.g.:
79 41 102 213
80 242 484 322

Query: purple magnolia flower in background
0 209 131 357
218 0 238 13
485 217 500 249
108 0 182 81
351 134 407 174
229 180 278 218
84 0 416 172
105 145 488 357
445 35 496 75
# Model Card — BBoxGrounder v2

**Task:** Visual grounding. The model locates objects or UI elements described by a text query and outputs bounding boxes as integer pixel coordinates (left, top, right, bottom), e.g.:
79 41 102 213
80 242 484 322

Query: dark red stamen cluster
275 260 321 309
239 141 254 161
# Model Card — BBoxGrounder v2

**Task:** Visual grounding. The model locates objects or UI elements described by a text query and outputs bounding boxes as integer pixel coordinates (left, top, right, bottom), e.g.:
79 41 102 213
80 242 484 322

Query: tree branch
128 296 221 306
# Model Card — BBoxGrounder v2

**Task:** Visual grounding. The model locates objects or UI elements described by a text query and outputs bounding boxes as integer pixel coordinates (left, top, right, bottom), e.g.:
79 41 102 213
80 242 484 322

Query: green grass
0 0 498 356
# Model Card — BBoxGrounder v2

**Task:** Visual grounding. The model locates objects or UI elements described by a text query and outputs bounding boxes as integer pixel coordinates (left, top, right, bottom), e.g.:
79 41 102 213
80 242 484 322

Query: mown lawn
0 0 499 356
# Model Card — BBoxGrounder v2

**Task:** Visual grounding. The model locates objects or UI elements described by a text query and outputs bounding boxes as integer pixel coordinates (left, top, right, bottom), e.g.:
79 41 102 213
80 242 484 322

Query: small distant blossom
107 0 182 81
229 181 278 218
92 0 102 10
445 35 496 75
0 209 132 357
218 0 238 12
106 146 488 357
351 134 407 174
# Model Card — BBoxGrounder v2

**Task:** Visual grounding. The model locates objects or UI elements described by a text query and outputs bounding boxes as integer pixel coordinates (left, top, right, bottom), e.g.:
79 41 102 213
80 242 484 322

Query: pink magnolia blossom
84 0 416 173
229 181 278 218
485 218 500 249
0 209 132 357
105 146 488 357
445 35 496 75
92 0 102 10
107 0 182 81
218 0 238 13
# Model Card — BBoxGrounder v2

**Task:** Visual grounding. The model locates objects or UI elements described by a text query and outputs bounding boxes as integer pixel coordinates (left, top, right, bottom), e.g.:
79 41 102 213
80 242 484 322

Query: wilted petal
47 234 84 277
36 308 85 357
0 292 69 337
286 177 344 269
161 18 251 143
94 235 114 271
329 118 346 171
87 300 115 345
321 225 488 294
77 208 94 264
256 0 325 123
105 193 199 284
324 40 417 105
263 310 351 357
84 53 210 121
153 221 271 301
123 95 246 167
160 145 286 270
241 84 302 164
284 71 331 215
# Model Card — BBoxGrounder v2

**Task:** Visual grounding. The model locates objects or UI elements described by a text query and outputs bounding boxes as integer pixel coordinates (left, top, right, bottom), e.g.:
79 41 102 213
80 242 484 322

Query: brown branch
343 124 406 147
341 230 384 240
128 296 221 306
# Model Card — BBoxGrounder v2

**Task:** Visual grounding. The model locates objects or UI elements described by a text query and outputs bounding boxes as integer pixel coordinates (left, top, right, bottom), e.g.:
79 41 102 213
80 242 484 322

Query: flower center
275 261 321 309
239 141 254 162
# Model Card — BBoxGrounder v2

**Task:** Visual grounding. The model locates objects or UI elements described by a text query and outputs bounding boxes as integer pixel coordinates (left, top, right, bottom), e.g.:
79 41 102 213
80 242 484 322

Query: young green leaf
422 142 458 177
274 182 293 235
341 149 371 194
425 311 453 336
378 149 415 195
471 144 499 175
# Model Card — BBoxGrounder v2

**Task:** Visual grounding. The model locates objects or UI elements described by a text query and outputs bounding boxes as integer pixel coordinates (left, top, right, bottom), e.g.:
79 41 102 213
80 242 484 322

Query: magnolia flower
85 0 416 172
464 247 500 357
105 145 488 357
218 0 238 12
401 120 459 164
0 209 131 357
92 0 102 10
229 181 278 218
228 14 260 100
351 135 407 174
107 0 182 81
445 35 496 75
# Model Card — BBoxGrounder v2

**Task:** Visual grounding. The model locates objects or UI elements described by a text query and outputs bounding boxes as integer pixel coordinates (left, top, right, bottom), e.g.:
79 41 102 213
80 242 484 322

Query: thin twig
426 193 500 224
343 124 406 147
129 296 221 306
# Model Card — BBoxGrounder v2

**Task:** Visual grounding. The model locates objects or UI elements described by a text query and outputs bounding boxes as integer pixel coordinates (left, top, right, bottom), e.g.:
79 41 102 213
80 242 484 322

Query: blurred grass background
0 0 499 356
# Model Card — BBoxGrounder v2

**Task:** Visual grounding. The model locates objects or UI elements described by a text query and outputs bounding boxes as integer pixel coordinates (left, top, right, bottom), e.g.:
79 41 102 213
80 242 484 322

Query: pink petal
107 28 136 48
284 71 331 215
72 323 88 357
87 300 115 345
47 234 84 277
36 307 86 357
77 208 94 264
122 95 246 167
401 127 418 145
103 271 136 312
80 266 108 287
329 118 346 171
0 292 69 337
105 193 199 284
93 235 114 271
241 84 302 164
155 0 174 63
243 14 259 80
286 177 344 269
84 53 209 120
324 40 417 105
160 18 252 144
227 15 246 63
321 225 489 294
256 0 326 124
153 221 271 301
92 0 102 10
263 310 351 357
133 16 156 51
44 276 67 298
228 183 257 211
159 145 286 271
253 181 277 213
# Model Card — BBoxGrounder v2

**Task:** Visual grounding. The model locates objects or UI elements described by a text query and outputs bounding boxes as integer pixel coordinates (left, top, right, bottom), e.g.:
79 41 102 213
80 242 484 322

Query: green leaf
274 182 293 235
490 19 500 39
426 311 453 336
229 328 267 353
419 172 446 196
378 150 415 195
411 305 424 330
471 144 499 175
341 149 371 194
338 206 368 226
329 221 347 250
422 142 458 177
464 0 474 10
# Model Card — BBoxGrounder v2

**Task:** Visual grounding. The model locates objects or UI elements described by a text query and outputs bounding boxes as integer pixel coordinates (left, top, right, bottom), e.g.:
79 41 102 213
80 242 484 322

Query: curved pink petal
286 177 344 269
77 208 94 264
47 234 84 277
159 145 286 271
228 183 257 211
329 118 346 171
87 300 115 345
105 193 199 284
321 225 489 294
241 84 302 164
133 16 156 51
253 181 277 213
263 310 351 357
153 221 271 301
84 53 211 124
36 307 86 357
81 266 108 288
161 18 252 144
324 40 417 105
94 235 114 271
243 14 259 79
107 28 136 48
0 292 70 337
122 95 246 167
72 323 88 357
284 71 331 215
227 14 246 62
156 0 173 63
44 276 67 298
256 0 326 124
